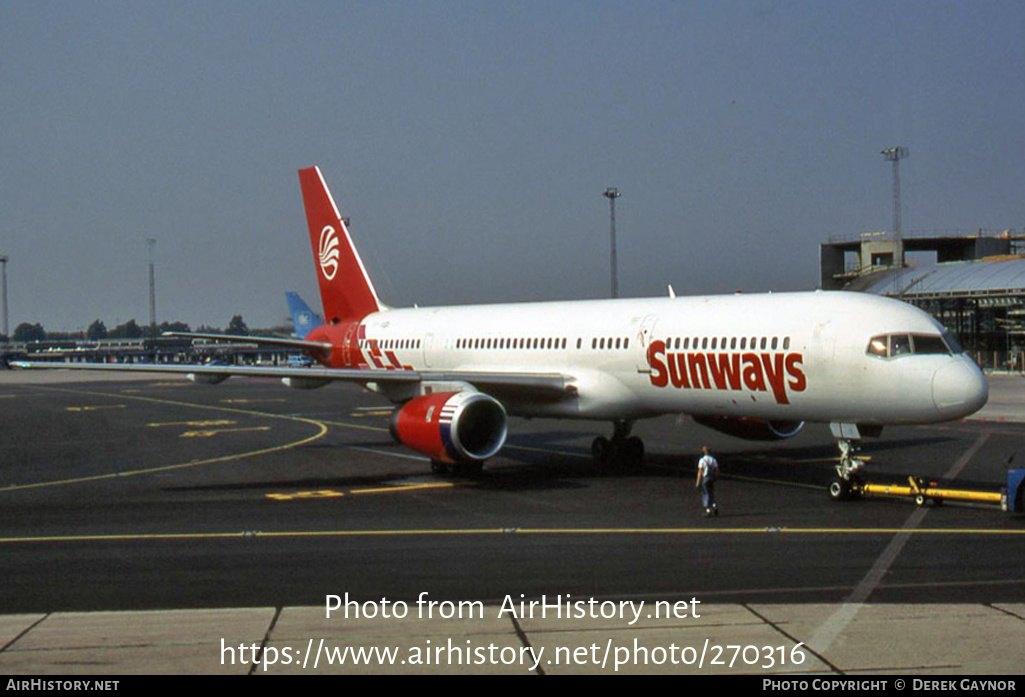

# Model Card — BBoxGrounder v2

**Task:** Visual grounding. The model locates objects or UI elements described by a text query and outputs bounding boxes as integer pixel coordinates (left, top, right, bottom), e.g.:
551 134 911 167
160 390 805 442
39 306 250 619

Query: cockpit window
912 334 949 355
867 337 888 358
889 334 912 357
867 332 958 359
941 330 963 354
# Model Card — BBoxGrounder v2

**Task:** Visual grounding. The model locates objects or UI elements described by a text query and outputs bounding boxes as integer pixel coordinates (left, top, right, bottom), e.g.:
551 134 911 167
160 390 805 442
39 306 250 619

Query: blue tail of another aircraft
286 291 324 339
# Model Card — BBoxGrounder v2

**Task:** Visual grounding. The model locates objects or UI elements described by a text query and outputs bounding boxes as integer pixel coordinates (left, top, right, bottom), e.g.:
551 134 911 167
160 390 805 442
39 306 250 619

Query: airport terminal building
821 229 1025 371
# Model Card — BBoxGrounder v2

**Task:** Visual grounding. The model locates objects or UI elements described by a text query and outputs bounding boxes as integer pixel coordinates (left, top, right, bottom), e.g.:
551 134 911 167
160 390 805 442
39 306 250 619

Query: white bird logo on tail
319 225 340 280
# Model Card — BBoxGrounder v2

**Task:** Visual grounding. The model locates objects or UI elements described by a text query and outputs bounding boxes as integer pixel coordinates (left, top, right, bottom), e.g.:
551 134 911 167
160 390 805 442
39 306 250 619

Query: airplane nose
932 359 988 419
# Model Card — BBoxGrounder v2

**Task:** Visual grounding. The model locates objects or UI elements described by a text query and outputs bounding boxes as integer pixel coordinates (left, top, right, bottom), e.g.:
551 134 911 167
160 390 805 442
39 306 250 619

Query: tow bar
854 468 1025 512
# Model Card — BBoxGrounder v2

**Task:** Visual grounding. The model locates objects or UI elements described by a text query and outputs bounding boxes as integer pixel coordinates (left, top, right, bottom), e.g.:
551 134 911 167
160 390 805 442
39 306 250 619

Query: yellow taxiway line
2 526 1025 545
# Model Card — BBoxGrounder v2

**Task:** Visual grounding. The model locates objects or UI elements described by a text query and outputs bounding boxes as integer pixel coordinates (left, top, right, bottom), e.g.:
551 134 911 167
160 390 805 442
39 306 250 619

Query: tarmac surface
1 368 1024 675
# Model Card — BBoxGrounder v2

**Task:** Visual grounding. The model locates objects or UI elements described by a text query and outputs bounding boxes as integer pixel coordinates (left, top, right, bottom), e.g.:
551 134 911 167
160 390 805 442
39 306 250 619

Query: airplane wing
161 331 334 353
9 361 575 400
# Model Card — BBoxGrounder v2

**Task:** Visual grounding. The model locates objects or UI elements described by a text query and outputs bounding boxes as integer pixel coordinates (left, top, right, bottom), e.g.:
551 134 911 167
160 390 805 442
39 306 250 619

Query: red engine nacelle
693 415 805 441
187 372 229 385
389 391 507 464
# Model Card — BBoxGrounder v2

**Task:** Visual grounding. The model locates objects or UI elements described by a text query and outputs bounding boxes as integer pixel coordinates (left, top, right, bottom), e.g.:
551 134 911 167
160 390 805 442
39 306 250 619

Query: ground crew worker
695 446 719 516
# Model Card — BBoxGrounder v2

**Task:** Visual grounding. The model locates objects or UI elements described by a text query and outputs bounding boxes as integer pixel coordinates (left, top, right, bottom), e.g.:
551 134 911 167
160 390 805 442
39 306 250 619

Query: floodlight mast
881 147 909 298
603 188 621 299
0 255 7 338
881 146 909 238
147 238 156 330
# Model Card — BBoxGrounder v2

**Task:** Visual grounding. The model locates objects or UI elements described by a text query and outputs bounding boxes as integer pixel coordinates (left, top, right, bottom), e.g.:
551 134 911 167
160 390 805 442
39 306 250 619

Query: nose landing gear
829 423 869 501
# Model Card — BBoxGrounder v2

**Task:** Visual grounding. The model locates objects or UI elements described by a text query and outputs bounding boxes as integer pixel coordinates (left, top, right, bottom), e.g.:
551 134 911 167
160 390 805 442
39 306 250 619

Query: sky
1 1 1023 332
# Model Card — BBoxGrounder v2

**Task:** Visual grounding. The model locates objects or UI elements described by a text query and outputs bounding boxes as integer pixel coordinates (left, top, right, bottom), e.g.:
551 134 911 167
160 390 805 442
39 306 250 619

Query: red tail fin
298 167 382 323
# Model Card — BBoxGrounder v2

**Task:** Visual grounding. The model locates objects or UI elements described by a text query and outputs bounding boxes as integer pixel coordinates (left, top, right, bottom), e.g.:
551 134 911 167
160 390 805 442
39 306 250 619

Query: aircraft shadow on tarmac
162 432 973 495
720 434 992 489
491 431 977 492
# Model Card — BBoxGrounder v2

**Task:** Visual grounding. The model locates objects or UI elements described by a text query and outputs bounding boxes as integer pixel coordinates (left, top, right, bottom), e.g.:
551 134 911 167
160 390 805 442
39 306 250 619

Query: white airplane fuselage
345 290 986 426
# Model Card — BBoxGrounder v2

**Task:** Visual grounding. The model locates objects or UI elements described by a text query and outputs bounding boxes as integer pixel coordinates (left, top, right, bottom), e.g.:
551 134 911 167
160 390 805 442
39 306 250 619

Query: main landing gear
592 420 645 473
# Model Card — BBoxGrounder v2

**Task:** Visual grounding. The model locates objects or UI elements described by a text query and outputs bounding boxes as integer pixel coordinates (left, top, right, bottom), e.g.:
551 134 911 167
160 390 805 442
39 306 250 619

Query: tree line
3 315 251 343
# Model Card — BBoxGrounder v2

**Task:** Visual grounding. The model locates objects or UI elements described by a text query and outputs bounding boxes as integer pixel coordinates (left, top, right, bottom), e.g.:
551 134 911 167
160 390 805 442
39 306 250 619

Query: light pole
880 146 909 238
881 147 909 297
0 255 8 338
147 238 156 330
603 188 621 299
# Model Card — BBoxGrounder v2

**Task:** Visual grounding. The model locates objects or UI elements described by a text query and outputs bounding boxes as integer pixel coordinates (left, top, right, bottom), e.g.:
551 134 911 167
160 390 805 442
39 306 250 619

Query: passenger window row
371 335 794 353
456 337 569 350
662 336 791 351
451 337 633 351
361 338 421 350
590 337 631 350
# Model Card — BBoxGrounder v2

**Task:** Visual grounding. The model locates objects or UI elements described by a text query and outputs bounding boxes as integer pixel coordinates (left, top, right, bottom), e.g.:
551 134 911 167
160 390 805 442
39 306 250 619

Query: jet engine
281 376 330 390
389 391 507 465
693 415 804 441
187 372 229 385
